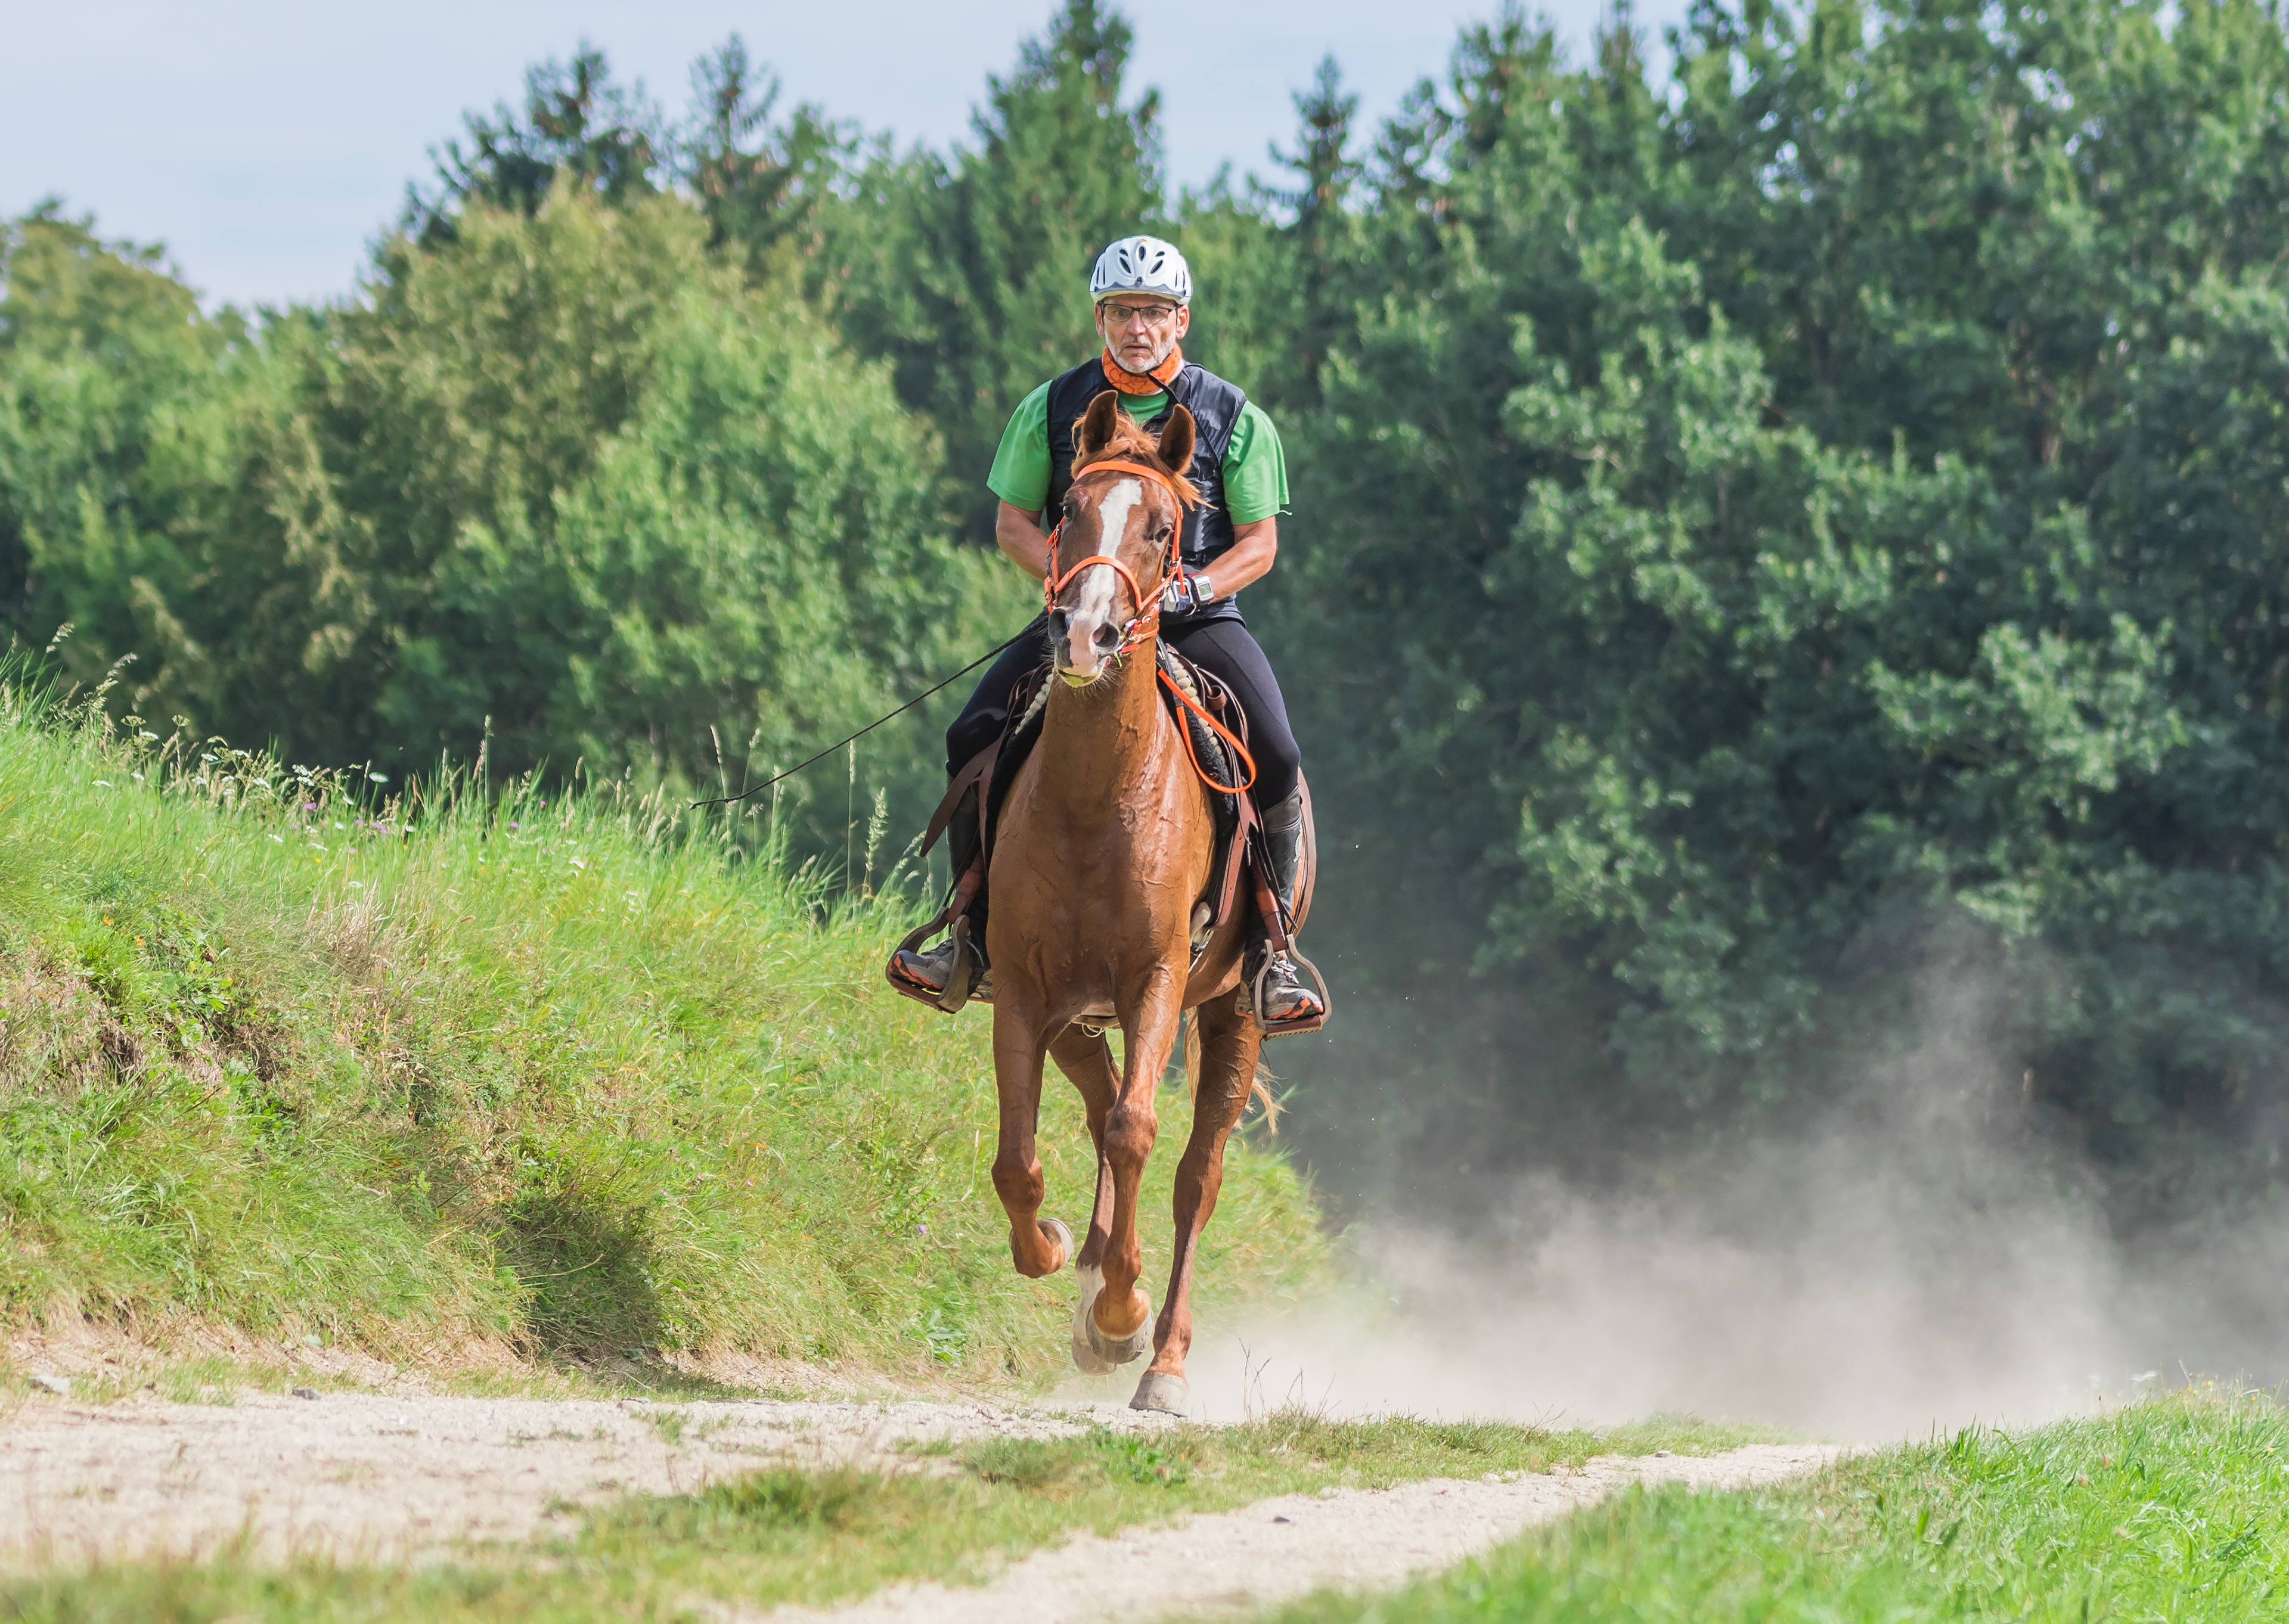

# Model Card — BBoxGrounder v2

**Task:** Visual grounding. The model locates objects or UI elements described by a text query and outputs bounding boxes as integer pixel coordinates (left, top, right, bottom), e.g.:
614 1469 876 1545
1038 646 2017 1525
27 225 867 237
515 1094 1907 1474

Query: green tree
410 44 666 241
0 203 242 693
817 0 1167 536
32 0 2289 1217
277 188 1016 841
1273 0 2289 1215
1 187 1025 857
681 36 851 280
1171 56 1362 407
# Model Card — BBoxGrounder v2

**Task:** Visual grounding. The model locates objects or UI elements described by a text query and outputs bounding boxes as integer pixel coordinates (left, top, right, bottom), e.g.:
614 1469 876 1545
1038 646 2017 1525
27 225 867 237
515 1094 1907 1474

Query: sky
2 0 1683 310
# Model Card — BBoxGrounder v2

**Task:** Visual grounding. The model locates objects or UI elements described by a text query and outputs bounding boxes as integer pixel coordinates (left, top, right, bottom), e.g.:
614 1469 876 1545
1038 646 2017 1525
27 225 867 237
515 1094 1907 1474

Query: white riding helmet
1090 234 1192 306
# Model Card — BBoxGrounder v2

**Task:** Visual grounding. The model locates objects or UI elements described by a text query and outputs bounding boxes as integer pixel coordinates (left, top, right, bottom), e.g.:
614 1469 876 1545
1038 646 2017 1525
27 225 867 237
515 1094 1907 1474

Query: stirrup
886 916 992 1013
1250 946 1329 1038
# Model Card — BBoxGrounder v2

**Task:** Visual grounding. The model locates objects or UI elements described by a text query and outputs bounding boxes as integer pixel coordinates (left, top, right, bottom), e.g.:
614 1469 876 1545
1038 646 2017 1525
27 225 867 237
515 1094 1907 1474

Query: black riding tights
944 612 1302 809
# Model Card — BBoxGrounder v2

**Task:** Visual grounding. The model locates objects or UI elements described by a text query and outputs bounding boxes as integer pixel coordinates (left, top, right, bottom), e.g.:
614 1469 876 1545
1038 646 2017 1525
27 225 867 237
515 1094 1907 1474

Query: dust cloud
1181 971 2289 1439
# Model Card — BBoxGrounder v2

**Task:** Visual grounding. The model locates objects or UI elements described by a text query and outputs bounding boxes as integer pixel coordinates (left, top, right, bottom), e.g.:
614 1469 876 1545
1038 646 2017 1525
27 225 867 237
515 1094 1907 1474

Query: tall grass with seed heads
0 660 1328 1378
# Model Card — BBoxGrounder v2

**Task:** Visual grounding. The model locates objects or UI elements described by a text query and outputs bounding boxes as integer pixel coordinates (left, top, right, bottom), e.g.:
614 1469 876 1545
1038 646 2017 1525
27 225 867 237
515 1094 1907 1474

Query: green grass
0 1413 1775 1621
0 671 1326 1383
1264 1387 2289 1622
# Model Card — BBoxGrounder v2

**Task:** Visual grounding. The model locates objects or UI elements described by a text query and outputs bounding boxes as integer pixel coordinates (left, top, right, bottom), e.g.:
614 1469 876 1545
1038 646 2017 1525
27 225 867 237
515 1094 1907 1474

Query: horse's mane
1075 408 1202 508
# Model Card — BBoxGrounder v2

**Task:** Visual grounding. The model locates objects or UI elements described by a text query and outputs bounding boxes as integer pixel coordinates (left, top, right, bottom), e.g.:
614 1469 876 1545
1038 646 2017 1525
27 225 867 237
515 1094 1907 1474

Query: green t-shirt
985 381 1291 524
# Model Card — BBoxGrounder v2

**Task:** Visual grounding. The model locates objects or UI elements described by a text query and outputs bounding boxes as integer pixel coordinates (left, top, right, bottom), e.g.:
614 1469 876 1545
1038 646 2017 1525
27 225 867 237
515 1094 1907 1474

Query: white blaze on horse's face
1057 476 1144 686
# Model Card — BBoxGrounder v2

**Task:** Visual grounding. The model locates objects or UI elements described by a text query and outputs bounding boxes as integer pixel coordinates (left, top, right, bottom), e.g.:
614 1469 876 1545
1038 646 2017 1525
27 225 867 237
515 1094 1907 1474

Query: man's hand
1160 569 1215 618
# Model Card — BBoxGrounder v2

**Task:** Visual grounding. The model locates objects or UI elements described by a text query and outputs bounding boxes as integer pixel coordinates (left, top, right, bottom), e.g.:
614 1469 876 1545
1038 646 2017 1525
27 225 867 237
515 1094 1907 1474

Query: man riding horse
888 233 1327 1033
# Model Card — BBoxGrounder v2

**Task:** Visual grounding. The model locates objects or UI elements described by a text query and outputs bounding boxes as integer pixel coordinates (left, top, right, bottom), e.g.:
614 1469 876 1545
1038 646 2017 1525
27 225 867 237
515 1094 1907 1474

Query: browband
1071 455 1195 510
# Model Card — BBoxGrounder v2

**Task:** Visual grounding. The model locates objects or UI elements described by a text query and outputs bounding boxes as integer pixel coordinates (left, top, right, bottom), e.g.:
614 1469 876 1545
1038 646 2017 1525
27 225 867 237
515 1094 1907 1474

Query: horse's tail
1183 1013 1281 1134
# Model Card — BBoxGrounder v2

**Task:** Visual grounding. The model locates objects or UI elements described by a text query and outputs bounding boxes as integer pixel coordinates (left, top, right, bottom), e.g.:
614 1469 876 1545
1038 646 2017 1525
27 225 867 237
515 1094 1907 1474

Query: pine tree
1268 56 1361 405
681 36 849 279
818 0 1167 538
409 45 666 243
1278 58 1359 246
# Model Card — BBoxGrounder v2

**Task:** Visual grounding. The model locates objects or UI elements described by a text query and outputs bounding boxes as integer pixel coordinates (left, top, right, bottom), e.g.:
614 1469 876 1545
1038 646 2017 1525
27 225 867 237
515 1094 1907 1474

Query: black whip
690 630 1029 809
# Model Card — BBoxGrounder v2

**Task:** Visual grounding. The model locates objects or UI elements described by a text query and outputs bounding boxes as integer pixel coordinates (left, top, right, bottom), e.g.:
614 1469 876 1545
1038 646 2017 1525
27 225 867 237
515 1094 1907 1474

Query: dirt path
0 1390 1159 1564
0 1389 1835 1620
760 1444 1841 1624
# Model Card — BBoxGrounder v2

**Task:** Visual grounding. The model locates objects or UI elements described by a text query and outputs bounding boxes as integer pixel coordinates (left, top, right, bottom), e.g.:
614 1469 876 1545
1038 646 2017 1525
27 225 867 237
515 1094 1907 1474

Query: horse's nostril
1047 608 1070 642
1093 622 1121 652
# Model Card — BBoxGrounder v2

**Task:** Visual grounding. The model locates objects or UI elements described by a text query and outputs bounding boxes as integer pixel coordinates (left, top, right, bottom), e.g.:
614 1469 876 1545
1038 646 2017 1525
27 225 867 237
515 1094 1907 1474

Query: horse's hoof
1131 1371 1189 1415
1071 1265 1119 1375
1084 1287 1154 1369
1035 1216 1073 1276
1072 1264 1151 1370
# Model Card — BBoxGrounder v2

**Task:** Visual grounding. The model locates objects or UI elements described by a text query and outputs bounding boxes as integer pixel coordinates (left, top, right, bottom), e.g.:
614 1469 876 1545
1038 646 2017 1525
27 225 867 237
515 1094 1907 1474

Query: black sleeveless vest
1041 358 1248 622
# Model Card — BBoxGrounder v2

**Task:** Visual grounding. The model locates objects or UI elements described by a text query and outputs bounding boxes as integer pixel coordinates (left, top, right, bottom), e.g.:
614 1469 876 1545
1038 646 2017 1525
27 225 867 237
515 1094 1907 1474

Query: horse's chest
994 804 1204 980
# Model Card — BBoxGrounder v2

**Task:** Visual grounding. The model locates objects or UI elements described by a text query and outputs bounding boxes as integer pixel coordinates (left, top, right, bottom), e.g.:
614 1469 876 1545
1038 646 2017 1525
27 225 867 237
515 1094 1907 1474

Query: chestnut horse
987 391 1311 1415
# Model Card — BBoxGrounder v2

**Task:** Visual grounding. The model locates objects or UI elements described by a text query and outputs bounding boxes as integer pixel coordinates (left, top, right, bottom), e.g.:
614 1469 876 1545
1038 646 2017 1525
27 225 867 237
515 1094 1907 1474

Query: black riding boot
1249 787 1327 1032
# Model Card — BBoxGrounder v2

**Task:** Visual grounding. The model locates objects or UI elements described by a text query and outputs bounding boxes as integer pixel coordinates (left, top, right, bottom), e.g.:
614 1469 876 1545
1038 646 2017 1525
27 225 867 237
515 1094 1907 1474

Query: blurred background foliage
13 0 2289 1224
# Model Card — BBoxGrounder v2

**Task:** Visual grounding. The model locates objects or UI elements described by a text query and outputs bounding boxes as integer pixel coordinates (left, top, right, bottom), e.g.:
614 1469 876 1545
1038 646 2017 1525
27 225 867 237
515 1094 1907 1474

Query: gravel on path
758 1443 1841 1624
0 1390 1162 1564
0 1387 1837 1623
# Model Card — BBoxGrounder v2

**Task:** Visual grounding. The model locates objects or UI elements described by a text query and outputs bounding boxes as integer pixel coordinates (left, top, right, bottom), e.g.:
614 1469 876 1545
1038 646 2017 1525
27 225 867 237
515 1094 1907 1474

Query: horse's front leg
1046 1025 1119 1269
1089 973 1186 1361
991 996 1070 1279
1132 993 1261 1414
1048 1023 1129 1375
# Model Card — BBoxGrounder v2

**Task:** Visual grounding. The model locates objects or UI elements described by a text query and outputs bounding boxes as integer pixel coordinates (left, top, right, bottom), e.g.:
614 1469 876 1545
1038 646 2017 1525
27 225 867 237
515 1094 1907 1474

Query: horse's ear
1077 391 1123 460
1156 405 1196 479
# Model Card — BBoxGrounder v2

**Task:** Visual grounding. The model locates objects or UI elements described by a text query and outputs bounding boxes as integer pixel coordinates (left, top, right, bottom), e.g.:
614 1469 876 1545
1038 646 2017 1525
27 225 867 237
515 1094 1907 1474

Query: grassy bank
0 1413 1778 1621
0 675 1326 1382
1267 1387 2289 1621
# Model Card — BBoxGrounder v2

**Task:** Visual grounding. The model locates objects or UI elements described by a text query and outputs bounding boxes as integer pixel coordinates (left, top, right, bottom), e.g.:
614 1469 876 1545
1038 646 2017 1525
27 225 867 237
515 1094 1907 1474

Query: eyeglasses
1099 302 1180 330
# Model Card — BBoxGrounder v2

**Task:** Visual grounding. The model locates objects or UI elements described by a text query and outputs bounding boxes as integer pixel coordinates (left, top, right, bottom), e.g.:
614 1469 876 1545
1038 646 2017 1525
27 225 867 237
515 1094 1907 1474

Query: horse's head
1047 391 1197 687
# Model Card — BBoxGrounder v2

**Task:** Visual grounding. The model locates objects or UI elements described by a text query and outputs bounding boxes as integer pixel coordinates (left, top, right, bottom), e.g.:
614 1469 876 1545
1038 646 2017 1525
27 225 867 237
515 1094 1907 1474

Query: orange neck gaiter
1101 343 1183 396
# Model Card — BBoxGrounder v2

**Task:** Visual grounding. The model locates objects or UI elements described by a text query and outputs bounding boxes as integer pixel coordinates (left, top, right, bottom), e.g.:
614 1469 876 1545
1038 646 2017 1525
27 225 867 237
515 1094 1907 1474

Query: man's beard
1108 334 1176 375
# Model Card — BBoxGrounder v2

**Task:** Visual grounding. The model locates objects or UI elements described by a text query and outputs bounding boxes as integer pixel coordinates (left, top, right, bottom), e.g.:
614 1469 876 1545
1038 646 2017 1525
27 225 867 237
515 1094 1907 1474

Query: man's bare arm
995 501 1053 580
1201 517 1277 597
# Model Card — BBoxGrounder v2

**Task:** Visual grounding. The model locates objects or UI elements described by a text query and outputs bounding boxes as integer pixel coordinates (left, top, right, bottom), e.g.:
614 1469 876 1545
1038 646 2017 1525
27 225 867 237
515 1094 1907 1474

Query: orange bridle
1042 456 1187 656
1043 454 1258 795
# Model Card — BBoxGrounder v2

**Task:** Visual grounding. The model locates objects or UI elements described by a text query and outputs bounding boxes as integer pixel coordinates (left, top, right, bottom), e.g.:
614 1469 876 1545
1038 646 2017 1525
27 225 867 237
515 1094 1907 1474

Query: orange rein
1159 667 1257 794
1043 454 1258 796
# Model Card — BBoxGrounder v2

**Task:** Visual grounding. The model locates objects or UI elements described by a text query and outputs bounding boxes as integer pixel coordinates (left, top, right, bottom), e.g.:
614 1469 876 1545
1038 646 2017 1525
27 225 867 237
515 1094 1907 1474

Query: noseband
1043 455 1189 660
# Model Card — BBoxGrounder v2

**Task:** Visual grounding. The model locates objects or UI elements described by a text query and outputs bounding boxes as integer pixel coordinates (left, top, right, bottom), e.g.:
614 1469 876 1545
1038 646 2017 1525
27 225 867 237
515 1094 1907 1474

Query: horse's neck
1034 648 1173 815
